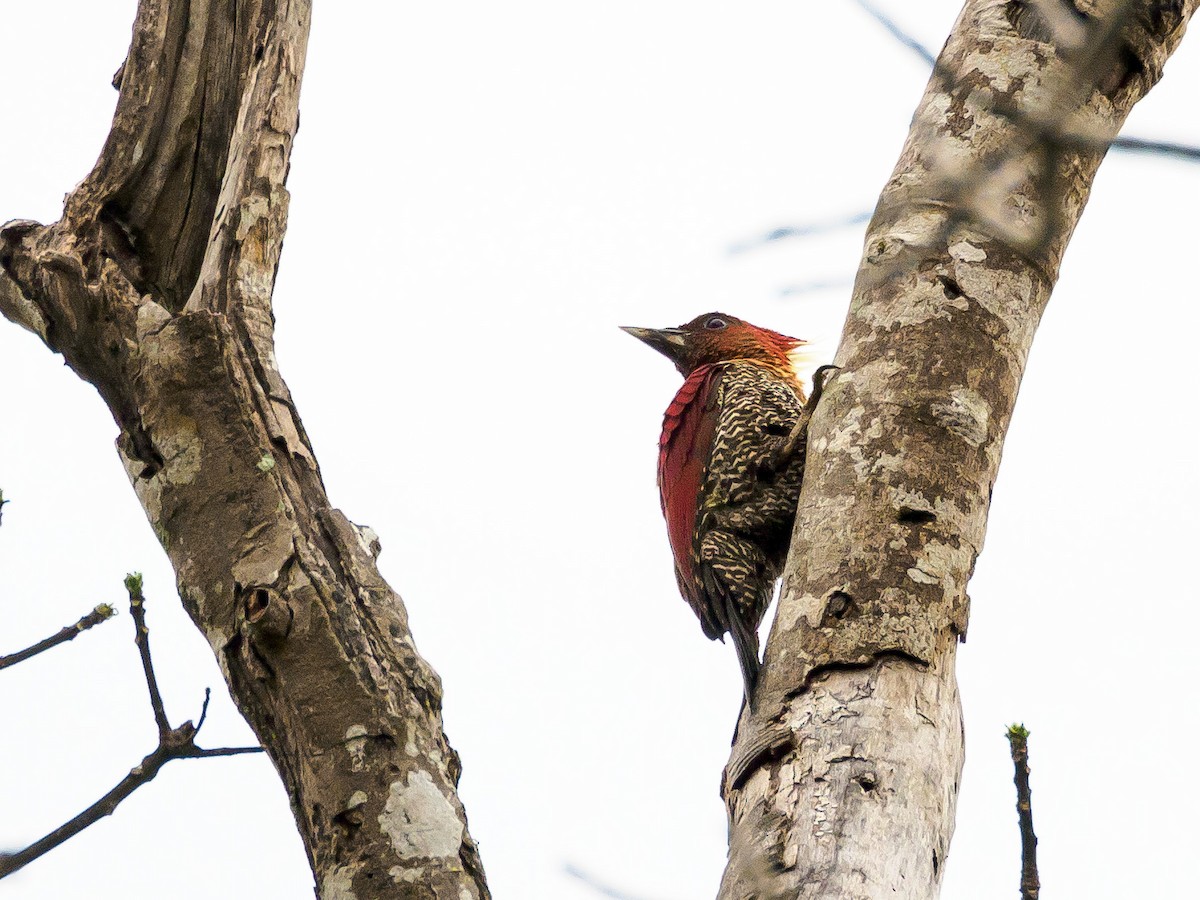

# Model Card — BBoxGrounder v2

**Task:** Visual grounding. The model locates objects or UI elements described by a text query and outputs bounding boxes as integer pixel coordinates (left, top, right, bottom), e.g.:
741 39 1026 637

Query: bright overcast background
2 2 1198 898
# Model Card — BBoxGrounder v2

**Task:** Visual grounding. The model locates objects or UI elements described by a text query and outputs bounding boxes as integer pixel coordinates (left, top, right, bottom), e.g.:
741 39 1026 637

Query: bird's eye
705 316 727 330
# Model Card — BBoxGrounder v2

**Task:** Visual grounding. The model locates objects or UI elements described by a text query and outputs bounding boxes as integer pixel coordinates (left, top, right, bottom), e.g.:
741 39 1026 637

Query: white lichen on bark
380 771 466 862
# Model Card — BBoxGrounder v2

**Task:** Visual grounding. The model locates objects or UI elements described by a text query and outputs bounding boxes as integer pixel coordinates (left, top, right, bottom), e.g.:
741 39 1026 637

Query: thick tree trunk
0 2 488 897
719 2 1194 897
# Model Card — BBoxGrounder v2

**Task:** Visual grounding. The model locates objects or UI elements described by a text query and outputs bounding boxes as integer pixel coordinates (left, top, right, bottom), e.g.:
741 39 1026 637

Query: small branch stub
1007 723 1040 900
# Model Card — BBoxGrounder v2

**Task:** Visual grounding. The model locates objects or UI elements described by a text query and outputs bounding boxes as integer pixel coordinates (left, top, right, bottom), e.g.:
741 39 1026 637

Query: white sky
2 2 1199 898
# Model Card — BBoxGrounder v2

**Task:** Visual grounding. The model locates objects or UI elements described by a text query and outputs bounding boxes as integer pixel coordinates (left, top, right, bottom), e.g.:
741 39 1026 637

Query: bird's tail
724 593 761 712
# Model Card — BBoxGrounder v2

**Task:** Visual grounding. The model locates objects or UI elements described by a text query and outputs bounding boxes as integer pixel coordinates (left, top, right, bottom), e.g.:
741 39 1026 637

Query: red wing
657 365 721 628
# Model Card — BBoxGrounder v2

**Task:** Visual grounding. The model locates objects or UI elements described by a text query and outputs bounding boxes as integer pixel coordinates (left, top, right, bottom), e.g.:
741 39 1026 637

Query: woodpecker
623 312 820 707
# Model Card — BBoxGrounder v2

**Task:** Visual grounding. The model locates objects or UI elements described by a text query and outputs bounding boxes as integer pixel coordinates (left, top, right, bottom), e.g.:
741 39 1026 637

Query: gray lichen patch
778 592 830 633
236 255 276 307
952 255 1039 352
156 415 203 483
0 267 49 339
859 272 971 334
388 866 421 884
948 240 987 263
908 539 970 603
379 770 464 862
907 566 941 585
239 527 294 576
129 463 164 524
322 866 358 900
930 387 990 447
134 297 171 337
344 725 370 772
821 403 886 478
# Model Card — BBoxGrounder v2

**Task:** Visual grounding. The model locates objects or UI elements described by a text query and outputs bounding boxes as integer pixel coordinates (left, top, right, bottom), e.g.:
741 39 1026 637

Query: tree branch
719 2 1196 896
0 1 489 895
0 578 261 880
0 603 116 671
1007 724 1041 900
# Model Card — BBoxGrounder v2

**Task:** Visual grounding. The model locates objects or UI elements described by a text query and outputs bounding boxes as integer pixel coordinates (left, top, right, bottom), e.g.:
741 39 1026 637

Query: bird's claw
765 365 841 473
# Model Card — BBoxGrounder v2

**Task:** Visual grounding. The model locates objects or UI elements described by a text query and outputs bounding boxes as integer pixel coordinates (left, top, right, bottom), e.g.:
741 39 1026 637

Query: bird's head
621 312 807 379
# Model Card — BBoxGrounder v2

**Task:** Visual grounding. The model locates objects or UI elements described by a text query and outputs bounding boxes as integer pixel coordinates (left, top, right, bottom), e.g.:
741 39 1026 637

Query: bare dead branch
0 577 262 880
1007 724 1041 900
0 604 116 671
0 488 7 526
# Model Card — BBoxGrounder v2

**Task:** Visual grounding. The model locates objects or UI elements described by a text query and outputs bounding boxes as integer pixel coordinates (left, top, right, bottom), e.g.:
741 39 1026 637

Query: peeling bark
719 2 1194 897
0 2 487 897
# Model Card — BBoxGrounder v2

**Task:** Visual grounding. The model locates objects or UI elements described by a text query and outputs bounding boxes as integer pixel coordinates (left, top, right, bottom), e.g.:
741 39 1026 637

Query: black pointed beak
620 325 688 366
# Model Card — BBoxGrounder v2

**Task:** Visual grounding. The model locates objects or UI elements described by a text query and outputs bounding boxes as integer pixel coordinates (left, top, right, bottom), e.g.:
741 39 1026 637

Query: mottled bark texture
719 2 1194 897
0 2 488 897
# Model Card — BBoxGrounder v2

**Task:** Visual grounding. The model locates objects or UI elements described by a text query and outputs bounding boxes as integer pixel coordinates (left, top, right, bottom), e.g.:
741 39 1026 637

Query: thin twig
0 576 264 879
853 0 936 66
729 211 871 254
195 686 213 732
187 746 265 759
1109 135 1200 161
0 488 8 526
126 572 170 737
1006 724 1040 900
0 604 117 671
780 277 856 297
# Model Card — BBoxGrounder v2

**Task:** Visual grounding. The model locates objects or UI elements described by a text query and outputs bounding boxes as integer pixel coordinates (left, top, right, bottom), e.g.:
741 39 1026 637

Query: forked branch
0 576 261 880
